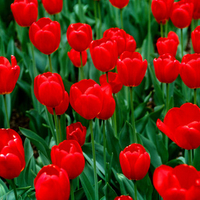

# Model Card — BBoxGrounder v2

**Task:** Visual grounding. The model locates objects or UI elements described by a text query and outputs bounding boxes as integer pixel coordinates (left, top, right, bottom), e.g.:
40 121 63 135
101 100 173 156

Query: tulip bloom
170 0 194 29
11 0 38 27
153 53 180 83
34 72 65 108
151 0 174 24
114 196 133 200
66 122 86 147
90 38 118 72
153 164 200 200
119 143 150 180
51 140 85 179
157 103 200 150
29 17 61 55
0 129 25 179
34 164 70 200
47 91 69 115
156 31 179 57
193 0 200 19
41 0 63 15
66 23 92 52
0 56 20 95
99 72 123 94
125 33 136 53
70 79 103 120
180 53 200 89
117 51 148 87
68 49 87 67
192 26 200 53
109 0 129 9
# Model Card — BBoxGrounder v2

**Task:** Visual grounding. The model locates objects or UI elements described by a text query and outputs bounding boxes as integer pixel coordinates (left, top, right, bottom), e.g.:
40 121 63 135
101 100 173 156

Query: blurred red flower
68 49 87 67
41 0 63 15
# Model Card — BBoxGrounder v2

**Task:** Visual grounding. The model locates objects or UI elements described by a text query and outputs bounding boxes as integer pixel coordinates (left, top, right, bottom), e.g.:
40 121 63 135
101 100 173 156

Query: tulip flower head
193 0 200 19
192 26 200 54
114 195 133 200
41 0 63 15
109 0 129 9
68 49 87 68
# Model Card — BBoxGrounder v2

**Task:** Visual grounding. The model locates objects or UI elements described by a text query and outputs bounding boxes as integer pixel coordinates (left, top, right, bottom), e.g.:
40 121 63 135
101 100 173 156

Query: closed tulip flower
0 56 20 95
170 0 194 29
153 53 180 83
70 79 103 120
34 72 65 108
47 91 69 115
11 0 38 27
90 38 118 72
157 103 200 150
68 49 87 67
109 0 129 9
99 72 123 94
193 0 200 19
41 0 63 15
34 164 70 200
119 143 150 180
66 122 86 147
117 51 148 87
156 31 179 57
51 140 85 179
125 33 136 53
29 17 61 55
151 0 174 24
66 23 92 52
192 26 200 53
114 196 133 200
0 129 25 179
180 53 200 89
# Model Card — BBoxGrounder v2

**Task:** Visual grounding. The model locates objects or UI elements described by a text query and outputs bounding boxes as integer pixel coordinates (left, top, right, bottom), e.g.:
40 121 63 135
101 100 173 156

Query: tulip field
1 0 200 199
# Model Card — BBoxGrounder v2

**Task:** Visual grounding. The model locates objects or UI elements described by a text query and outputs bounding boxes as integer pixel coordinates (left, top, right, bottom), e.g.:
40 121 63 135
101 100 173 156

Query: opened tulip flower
70 79 103 120
0 129 25 179
11 0 38 27
29 17 61 55
90 38 118 72
109 0 129 9
180 53 200 89
114 196 133 200
117 51 148 87
66 23 92 52
0 56 20 95
192 26 200 53
153 53 180 83
68 49 87 67
157 103 200 150
153 164 200 200
34 72 65 108
119 143 150 180
66 122 86 147
34 164 70 200
41 0 63 15
151 0 174 24
51 140 85 179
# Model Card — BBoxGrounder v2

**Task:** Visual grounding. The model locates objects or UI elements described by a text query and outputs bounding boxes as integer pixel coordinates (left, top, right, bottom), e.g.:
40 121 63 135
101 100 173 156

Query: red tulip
170 0 194 29
34 164 70 200
97 84 116 120
11 0 38 27
192 26 200 53
119 143 150 180
70 79 103 120
66 23 92 52
51 140 85 179
47 91 69 115
41 0 63 15
68 49 87 67
34 72 65 108
66 122 86 147
180 53 200 89
153 164 200 200
114 195 133 200
29 17 61 55
99 72 123 94
151 0 174 24
0 56 20 95
117 51 148 87
0 129 25 179
90 38 118 72
153 53 180 83
193 0 200 19
156 31 179 57
109 0 129 9
125 33 136 53
157 103 200 150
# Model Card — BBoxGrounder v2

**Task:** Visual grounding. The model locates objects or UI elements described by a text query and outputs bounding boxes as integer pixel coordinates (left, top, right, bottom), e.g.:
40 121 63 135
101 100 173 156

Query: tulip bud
68 49 87 68
41 0 63 15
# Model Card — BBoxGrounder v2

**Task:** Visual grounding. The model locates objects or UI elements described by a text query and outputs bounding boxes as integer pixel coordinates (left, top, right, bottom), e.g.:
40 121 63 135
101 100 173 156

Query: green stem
53 109 60 144
194 88 197 105
78 0 84 23
181 28 184 58
116 8 119 27
165 21 168 37
130 87 137 143
191 19 195 53
103 120 107 182
106 71 109 83
30 42 37 79
48 54 53 73
188 149 193 166
134 180 138 200
11 179 18 200
120 9 123 29
97 1 102 38
70 180 75 200
89 120 98 200
160 23 163 38
148 0 151 62
165 83 169 149
3 95 10 128
94 0 99 39
79 52 84 80
58 116 63 142
113 94 118 137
